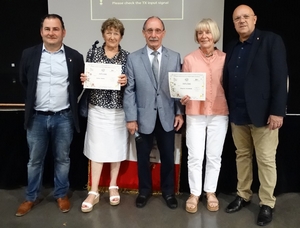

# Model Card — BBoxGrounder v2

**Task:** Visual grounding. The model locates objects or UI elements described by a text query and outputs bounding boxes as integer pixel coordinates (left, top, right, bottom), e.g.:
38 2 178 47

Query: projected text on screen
91 0 184 20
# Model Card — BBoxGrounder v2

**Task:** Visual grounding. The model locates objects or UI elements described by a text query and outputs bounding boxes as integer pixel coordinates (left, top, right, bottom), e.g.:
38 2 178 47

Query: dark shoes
136 194 151 208
136 194 177 209
225 196 250 213
257 205 273 226
163 194 178 209
16 199 40 217
57 195 70 213
226 196 273 226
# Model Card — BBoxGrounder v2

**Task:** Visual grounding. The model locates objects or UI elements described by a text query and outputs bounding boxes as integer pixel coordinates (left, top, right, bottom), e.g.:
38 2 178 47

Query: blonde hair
194 18 221 44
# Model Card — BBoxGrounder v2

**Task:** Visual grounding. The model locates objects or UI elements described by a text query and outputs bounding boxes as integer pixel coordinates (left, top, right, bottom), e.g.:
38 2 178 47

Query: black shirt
227 31 256 125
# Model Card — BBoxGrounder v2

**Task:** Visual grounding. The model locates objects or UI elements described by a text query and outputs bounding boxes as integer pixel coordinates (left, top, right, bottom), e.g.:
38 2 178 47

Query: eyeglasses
233 14 255 23
144 29 164 35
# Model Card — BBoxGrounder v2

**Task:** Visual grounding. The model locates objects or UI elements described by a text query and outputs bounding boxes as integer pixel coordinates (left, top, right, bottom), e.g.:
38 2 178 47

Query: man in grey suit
123 16 184 209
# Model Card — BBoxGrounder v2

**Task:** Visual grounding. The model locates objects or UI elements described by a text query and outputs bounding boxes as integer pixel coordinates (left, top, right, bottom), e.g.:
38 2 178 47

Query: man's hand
127 121 138 135
267 115 283 130
174 114 184 131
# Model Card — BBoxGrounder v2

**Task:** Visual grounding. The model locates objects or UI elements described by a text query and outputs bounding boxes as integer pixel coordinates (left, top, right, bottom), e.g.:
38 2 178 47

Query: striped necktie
151 51 159 84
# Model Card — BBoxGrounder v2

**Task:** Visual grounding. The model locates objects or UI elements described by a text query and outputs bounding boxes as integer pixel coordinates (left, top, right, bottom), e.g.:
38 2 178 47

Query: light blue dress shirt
35 44 69 112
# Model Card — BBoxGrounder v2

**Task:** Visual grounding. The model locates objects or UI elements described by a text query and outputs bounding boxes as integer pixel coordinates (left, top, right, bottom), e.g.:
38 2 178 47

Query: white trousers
186 115 228 196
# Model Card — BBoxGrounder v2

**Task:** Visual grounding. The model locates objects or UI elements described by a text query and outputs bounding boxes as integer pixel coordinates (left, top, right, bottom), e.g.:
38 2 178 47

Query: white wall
48 0 224 60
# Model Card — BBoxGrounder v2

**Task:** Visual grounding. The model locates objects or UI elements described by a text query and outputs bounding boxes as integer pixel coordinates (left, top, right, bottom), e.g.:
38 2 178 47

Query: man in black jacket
16 14 84 216
223 5 288 226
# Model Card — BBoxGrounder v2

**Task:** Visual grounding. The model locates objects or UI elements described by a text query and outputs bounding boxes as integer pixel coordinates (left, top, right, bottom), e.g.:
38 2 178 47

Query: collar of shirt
236 29 256 45
42 43 65 53
146 45 162 63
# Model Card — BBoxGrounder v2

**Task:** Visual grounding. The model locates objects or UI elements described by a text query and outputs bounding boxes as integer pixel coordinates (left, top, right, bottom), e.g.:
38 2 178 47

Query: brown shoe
57 196 70 213
186 194 199 213
206 192 219 212
16 200 39 217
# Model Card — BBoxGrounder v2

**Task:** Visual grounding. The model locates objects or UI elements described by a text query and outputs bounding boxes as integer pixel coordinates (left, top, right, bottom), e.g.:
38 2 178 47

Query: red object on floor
88 134 182 194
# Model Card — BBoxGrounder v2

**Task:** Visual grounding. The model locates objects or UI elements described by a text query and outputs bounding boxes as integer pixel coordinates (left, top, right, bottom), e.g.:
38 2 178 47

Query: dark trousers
136 117 175 196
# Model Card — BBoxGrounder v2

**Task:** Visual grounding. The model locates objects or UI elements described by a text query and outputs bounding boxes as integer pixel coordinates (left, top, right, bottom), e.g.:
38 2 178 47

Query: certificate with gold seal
83 62 121 90
168 72 206 100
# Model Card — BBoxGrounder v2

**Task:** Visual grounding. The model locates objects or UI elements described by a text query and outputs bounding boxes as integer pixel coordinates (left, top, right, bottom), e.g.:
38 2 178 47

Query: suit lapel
159 46 169 90
64 45 73 84
141 46 157 89
32 44 43 81
245 29 261 77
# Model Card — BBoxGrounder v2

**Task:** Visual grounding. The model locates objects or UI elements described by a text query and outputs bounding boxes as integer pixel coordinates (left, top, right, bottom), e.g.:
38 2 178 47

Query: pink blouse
182 48 228 116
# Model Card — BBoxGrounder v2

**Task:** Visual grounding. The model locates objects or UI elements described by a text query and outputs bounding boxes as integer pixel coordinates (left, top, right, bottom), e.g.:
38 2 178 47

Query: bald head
233 5 255 18
232 4 257 42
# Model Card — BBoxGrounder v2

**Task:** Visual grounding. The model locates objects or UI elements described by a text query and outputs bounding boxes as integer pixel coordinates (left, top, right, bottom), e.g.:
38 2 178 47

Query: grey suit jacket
123 45 183 134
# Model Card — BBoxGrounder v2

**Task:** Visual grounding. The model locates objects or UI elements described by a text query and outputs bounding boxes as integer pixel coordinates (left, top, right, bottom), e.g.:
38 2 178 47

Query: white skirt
83 105 128 162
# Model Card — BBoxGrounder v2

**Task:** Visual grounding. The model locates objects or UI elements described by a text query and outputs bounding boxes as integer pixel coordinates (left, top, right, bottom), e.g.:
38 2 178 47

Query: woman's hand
180 95 191 105
118 74 127 86
80 73 87 85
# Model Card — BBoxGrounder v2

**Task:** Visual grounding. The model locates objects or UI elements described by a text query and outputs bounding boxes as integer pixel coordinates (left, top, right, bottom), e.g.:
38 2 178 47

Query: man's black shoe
257 205 273 226
225 196 250 213
163 194 178 209
136 194 150 208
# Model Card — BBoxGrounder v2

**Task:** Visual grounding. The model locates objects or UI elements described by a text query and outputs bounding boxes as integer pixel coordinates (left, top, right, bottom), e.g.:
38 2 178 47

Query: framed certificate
84 62 122 90
168 72 206 100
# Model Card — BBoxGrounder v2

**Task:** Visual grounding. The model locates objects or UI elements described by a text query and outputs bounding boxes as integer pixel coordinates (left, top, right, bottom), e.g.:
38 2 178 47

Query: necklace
205 52 213 57
199 48 214 58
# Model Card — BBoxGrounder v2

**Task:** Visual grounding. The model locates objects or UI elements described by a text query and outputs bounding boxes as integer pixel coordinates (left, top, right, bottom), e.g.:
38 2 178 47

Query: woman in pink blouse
180 18 228 213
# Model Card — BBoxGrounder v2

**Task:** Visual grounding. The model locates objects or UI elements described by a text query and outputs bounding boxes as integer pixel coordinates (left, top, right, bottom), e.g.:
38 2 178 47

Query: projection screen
48 0 224 61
